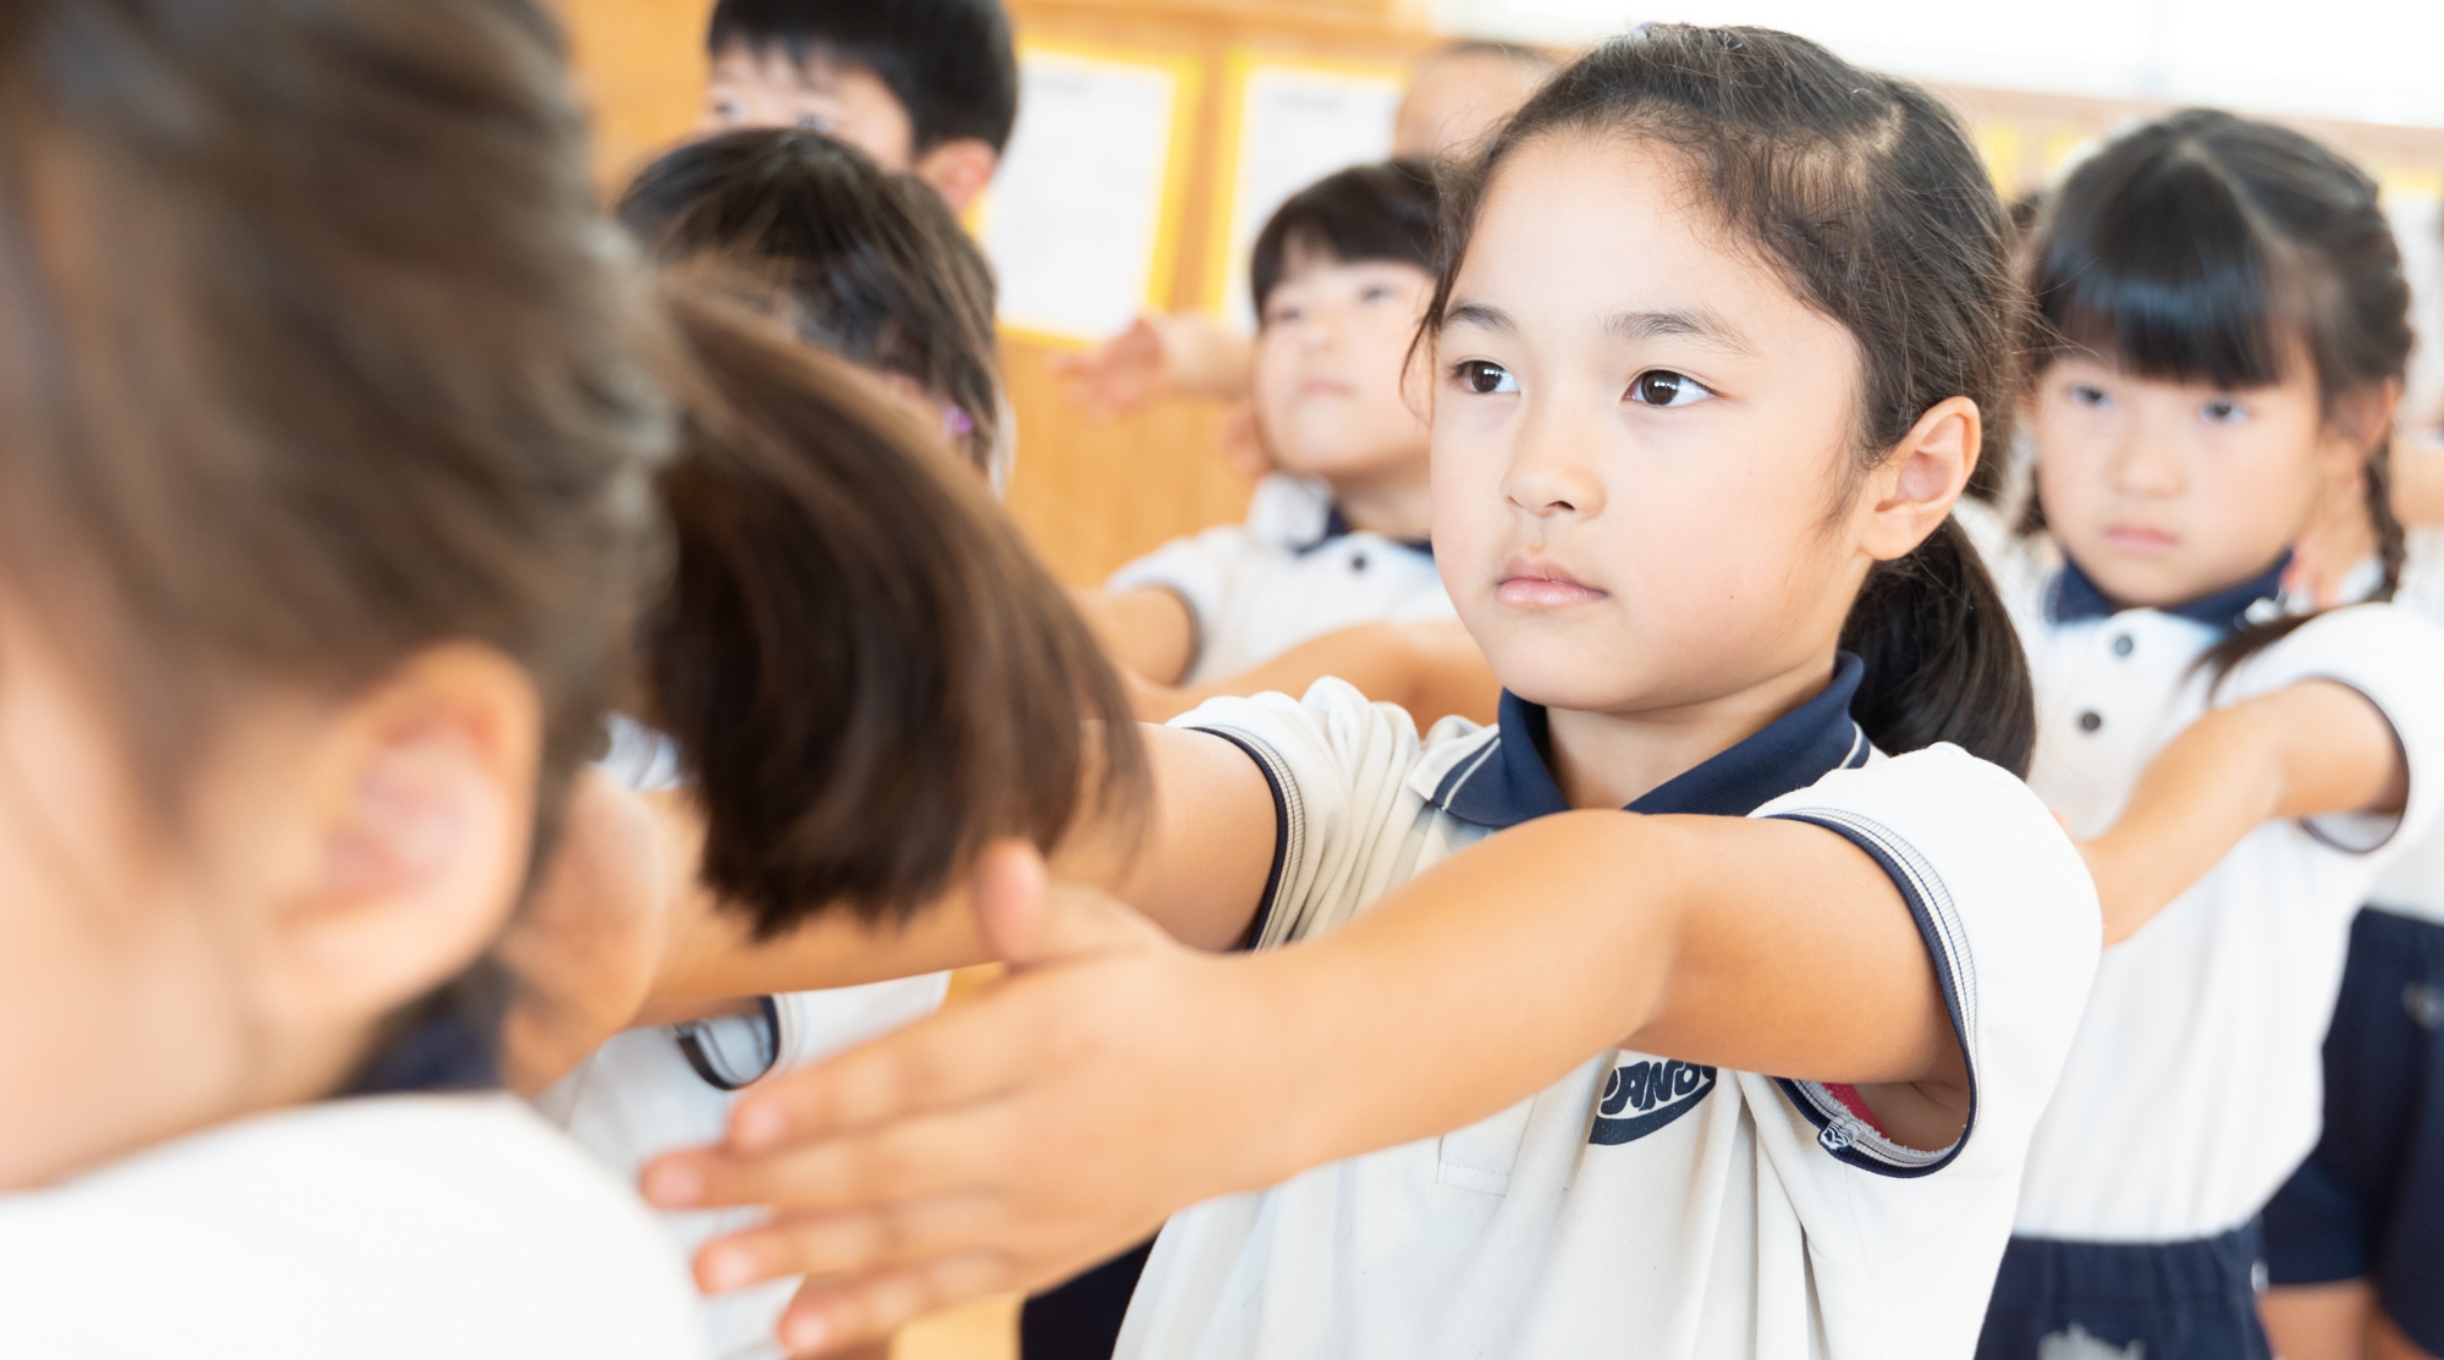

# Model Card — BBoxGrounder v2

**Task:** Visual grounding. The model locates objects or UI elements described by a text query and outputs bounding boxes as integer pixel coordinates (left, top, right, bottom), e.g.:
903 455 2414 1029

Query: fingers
707 995 1040 1154
645 1098 1021 1218
776 1253 1015 1356
976 848 1166 970
693 1191 1002 1291
969 839 1048 966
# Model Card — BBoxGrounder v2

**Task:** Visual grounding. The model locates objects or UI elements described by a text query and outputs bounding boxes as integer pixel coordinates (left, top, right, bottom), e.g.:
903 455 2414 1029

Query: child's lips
1497 558 1606 608
2103 523 2179 555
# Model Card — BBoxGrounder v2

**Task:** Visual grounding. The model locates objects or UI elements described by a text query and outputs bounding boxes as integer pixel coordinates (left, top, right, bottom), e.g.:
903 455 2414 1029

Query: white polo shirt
2366 529 2444 925
0 1095 707 1360
1994 543 2444 1243
1118 661 2099 1360
1107 490 1454 686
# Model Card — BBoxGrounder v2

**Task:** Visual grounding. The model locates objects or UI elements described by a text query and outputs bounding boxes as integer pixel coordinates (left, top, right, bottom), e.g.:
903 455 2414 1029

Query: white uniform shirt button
2112 635 2134 657
2078 710 2104 733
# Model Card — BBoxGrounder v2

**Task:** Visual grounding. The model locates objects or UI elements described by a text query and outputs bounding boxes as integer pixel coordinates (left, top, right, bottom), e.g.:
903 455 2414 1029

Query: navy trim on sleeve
673 995 783 1092
1198 728 1294 951
1766 809 1980 1179
2285 675 2412 856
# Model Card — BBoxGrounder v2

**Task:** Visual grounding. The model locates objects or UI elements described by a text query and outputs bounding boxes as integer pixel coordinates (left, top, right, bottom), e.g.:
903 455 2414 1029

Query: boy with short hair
1077 159 1455 691
699 0 1015 211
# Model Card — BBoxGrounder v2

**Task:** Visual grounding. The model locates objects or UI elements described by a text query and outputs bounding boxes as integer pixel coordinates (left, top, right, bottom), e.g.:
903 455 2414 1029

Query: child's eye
1360 285 1396 304
1453 360 1516 395
1627 370 1713 408
2069 384 2112 409
2201 397 2249 424
709 98 745 124
795 112 833 132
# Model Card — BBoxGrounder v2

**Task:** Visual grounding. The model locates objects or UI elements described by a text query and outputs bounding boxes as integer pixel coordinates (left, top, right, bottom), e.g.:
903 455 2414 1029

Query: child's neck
1540 654 1841 811
1325 466 1434 543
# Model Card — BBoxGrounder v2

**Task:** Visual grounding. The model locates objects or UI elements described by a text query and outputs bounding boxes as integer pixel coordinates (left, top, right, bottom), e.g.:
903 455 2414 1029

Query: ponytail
1841 515 2036 776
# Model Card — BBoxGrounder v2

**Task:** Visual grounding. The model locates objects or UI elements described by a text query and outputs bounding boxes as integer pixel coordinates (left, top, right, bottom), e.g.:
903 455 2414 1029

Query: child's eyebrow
1607 308 1755 355
1444 301 1513 333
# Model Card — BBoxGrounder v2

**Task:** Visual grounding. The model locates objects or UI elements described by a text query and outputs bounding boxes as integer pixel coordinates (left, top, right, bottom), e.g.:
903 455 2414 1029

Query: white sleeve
1755 745 2102 1185
1107 527 1266 671
766 976 951 1074
1171 679 1438 949
2222 602 2444 856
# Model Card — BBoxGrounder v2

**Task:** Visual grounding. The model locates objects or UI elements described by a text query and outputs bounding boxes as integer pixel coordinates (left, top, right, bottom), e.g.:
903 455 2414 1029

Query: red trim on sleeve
1822 1083 1890 1136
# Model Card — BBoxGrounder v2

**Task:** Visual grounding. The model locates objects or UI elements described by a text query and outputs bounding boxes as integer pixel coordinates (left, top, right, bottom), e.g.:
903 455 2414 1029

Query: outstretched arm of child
1047 313 1255 418
1124 618 1502 728
2081 678 2406 945
1071 585 1198 686
500 720 1283 1082
642 809 1990 1353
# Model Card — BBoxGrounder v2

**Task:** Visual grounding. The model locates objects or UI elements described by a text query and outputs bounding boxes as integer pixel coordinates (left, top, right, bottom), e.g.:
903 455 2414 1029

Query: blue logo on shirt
1590 1058 1718 1145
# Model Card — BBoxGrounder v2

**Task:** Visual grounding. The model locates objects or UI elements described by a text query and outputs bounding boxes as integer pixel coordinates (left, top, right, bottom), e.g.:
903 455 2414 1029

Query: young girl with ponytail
621 27 2104 1358
1971 111 2444 1360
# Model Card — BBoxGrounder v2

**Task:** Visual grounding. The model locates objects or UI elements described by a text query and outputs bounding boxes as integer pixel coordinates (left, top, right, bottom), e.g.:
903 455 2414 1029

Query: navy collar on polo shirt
1430 652 1872 828
2046 550 2289 633
1302 504 1433 559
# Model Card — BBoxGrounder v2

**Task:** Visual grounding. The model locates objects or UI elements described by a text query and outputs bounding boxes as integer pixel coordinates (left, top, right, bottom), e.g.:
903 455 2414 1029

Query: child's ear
2321 379 2404 479
1861 395 1981 562
260 642 542 1044
912 138 998 214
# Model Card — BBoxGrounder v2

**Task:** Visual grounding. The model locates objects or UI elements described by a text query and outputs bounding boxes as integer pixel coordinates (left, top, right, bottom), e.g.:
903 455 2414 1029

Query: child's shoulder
0 1095 706 1360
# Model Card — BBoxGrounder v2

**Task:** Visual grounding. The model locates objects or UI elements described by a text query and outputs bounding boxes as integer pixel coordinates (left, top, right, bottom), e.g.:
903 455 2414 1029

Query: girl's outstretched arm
585 721 1279 1014
2081 678 2406 944
644 796 2045 1352
1124 619 1502 728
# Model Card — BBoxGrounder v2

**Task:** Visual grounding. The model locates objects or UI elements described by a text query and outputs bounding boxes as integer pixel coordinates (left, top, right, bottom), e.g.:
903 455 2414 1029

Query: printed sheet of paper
1214 57 1404 330
982 46 1192 343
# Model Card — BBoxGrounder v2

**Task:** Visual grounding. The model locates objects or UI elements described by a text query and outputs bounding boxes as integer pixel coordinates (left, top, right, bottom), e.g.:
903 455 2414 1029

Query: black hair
618 127 1002 475
1251 158 1441 319
706 0 1018 154
2025 110 2412 673
1428 26 2036 774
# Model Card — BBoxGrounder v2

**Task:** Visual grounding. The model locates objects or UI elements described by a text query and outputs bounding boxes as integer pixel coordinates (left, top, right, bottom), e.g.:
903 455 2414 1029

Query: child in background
1076 160 1496 722
698 0 1015 213
1056 41 1556 418
0 0 703 1354
629 29 2105 1357
618 126 1010 486
2256 290 2444 1360
1971 111 2444 1360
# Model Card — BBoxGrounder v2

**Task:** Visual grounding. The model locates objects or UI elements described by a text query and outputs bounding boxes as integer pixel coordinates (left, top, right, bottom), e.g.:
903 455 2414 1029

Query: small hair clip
942 405 974 439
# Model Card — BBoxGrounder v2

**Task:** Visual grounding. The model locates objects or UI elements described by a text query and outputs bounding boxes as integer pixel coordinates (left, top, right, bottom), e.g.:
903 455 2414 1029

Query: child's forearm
1239 811 1962 1182
2088 680 2405 944
1125 620 1501 728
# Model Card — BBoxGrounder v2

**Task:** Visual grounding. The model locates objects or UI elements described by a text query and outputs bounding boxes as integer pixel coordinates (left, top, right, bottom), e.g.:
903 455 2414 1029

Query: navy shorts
1974 1222 2269 1360
2263 905 2444 1355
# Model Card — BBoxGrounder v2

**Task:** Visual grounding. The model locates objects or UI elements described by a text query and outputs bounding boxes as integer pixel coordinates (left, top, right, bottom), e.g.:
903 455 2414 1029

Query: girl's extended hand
639 842 1287 1355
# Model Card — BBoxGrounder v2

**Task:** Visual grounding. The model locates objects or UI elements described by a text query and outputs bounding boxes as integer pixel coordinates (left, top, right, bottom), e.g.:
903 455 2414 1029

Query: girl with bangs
1971 110 2444 1360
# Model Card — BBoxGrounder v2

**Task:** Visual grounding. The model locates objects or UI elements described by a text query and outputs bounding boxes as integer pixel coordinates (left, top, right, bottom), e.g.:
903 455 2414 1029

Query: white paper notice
982 50 1180 343
1220 63 1403 330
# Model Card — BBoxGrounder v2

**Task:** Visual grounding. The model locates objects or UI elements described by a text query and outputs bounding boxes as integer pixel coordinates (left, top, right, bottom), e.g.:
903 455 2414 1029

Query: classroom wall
553 0 2444 588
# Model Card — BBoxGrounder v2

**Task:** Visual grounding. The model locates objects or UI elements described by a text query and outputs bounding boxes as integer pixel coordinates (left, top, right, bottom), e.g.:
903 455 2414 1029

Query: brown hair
0 0 664 837
0 0 667 1091
1426 26 2037 775
648 290 1145 935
